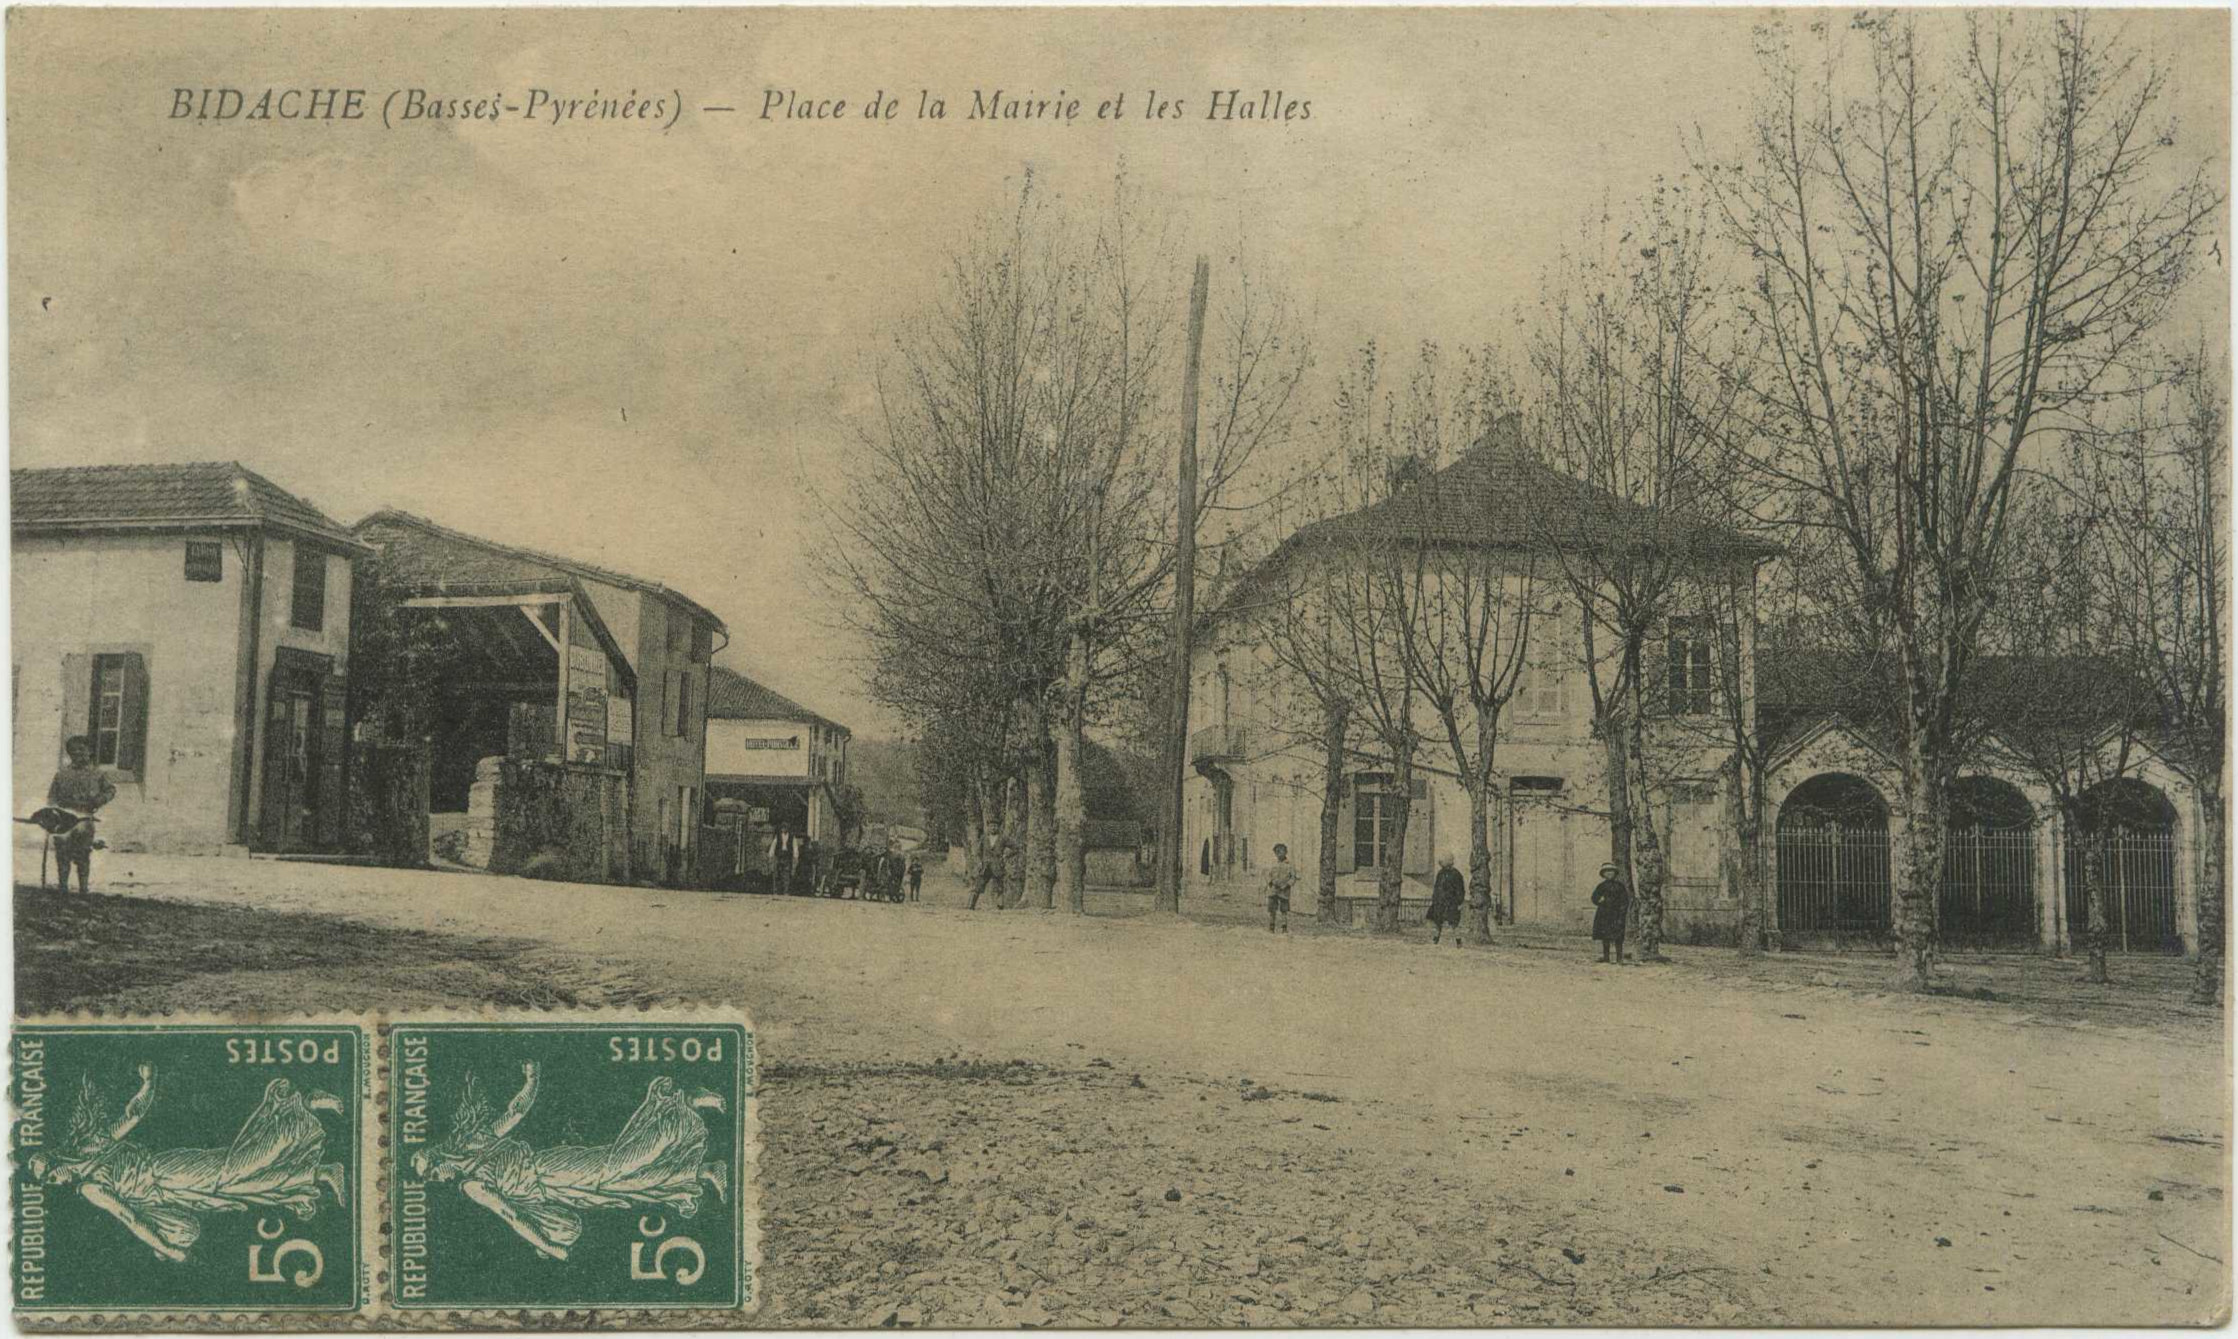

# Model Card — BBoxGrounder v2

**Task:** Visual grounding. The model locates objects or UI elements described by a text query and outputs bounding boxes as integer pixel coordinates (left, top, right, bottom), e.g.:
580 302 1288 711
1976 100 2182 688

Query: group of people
765 826 922 901
1262 843 1635 962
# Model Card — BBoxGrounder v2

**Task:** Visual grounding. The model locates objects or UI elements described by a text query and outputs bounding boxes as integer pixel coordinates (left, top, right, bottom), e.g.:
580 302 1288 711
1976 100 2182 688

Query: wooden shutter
318 673 348 848
58 653 90 767
117 653 151 777
1404 777 1433 875
1336 778 1357 874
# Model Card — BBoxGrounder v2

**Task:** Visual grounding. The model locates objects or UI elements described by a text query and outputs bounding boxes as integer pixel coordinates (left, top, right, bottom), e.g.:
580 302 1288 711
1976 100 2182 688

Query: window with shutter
290 545 326 631
85 653 150 776
1666 616 1714 715
184 541 223 582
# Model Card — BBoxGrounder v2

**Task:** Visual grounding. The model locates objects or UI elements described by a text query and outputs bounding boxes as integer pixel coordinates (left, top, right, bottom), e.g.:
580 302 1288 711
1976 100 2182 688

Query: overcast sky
10 7 2227 738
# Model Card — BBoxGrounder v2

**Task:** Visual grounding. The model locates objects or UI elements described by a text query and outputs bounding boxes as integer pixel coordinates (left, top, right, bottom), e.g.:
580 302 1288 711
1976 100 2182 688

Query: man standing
1591 861 1631 963
906 854 924 903
44 735 115 894
1265 842 1297 933
768 826 795 896
1429 853 1466 946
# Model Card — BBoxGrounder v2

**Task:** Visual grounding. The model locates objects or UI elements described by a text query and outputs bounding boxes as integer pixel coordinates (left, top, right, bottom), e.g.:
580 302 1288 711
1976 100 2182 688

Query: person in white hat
1591 861 1630 963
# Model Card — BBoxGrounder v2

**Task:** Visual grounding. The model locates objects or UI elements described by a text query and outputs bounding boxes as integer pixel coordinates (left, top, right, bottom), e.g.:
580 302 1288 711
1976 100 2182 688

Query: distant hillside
847 737 924 827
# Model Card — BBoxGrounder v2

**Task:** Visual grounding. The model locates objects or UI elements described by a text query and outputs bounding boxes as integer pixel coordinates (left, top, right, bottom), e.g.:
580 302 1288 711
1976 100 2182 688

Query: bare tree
1529 189 1753 961
2065 355 2227 999
1377 351 1543 946
1704 11 2219 988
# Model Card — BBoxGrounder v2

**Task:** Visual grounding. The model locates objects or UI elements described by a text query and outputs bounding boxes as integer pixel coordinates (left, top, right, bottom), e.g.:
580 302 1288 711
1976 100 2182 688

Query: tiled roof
708 666 846 732
354 509 725 634
11 461 362 548
1214 423 1777 622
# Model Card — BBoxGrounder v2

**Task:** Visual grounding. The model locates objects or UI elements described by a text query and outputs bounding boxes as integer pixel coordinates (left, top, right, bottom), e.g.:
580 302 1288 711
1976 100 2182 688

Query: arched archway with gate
1776 773 1891 946
2065 777 2181 954
1942 777 2038 949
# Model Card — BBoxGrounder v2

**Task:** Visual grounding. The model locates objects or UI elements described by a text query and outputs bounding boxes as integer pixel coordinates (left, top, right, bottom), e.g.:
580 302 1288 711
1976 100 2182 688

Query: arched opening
2064 777 2181 954
1942 777 2038 949
1776 773 1891 947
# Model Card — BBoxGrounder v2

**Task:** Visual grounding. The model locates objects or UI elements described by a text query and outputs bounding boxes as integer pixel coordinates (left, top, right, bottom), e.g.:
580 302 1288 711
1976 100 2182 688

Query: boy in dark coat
1591 862 1630 963
1429 853 1466 945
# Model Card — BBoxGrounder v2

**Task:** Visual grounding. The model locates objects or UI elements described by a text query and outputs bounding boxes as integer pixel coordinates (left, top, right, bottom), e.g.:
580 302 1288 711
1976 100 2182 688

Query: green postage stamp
389 1010 759 1315
10 1019 369 1318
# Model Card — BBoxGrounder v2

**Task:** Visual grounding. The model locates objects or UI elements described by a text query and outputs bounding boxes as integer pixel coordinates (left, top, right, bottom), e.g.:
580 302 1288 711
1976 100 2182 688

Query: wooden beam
522 605 562 654
555 599 573 762
400 594 564 611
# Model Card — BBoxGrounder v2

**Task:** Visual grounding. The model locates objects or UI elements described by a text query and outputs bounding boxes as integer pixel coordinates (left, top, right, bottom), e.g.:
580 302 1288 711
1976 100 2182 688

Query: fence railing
1775 825 1892 946
1188 723 1254 766
1940 825 2037 949
2062 830 2182 955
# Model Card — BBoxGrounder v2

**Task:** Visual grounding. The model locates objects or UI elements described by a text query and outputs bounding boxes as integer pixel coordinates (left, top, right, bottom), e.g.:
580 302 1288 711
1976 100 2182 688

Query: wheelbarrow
16 808 100 889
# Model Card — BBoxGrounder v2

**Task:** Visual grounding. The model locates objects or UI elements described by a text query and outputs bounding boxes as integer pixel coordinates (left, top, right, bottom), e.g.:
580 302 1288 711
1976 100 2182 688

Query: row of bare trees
826 176 1307 914
832 12 2222 999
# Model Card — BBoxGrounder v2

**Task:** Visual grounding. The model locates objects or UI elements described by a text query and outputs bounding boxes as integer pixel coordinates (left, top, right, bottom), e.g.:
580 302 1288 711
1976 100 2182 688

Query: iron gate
2063 830 2181 954
1776 826 1891 946
1940 825 2038 949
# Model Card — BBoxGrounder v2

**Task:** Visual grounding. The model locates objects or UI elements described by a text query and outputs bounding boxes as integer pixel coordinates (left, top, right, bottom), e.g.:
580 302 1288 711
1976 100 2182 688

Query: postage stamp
10 1019 369 1318
386 1009 758 1315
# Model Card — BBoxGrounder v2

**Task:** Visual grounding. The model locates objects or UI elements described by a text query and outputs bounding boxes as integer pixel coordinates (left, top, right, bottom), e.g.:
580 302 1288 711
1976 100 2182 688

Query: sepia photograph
5 4 2231 1328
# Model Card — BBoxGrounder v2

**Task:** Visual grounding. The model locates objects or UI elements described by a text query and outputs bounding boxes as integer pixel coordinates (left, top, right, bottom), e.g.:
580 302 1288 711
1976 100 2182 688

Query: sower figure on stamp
41 735 116 894
1591 861 1630 964
1265 842 1296 933
412 1063 728 1262
1429 853 1466 946
29 1065 346 1263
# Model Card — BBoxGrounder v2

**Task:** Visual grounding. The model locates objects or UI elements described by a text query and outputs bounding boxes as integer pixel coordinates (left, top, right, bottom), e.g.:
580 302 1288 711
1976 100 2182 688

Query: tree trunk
1055 647 1089 915
1601 721 1634 889
2191 773 2224 1005
1374 748 1412 934
968 775 997 909
1892 735 1945 992
1002 774 1026 908
1466 775 1495 946
1732 765 1768 957
1625 705 1669 961
1028 724 1057 910
1317 698 1347 925
2081 826 2113 986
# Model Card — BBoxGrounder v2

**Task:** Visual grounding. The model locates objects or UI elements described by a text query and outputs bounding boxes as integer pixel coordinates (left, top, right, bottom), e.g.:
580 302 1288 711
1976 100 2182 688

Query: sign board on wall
567 644 610 765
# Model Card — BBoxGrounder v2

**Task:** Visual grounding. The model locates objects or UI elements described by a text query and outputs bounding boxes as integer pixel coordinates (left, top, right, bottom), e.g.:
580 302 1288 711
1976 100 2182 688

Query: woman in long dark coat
1428 854 1466 946
1590 862 1630 963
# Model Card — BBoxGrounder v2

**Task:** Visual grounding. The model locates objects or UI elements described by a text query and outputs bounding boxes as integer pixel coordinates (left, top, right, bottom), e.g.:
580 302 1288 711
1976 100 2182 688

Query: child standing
1265 843 1297 933
45 735 116 894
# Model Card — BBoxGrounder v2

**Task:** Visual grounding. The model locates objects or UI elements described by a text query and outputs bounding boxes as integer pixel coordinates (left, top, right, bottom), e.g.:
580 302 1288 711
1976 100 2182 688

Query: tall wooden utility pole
1155 257 1211 914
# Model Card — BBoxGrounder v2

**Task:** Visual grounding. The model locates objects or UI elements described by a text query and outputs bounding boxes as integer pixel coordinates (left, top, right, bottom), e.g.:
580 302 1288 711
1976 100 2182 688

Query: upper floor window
290 545 326 632
1514 660 1570 718
1666 616 1714 715
184 541 223 583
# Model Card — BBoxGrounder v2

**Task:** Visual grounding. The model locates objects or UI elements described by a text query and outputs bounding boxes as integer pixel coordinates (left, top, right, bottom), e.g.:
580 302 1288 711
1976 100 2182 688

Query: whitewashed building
11 462 366 854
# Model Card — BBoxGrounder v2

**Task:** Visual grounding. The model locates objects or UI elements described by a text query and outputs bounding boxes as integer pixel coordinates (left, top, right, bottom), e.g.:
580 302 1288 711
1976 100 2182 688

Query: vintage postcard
6 3 2232 1330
